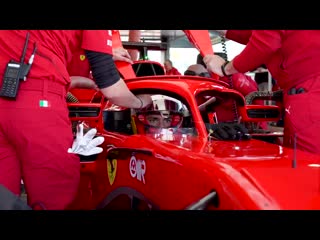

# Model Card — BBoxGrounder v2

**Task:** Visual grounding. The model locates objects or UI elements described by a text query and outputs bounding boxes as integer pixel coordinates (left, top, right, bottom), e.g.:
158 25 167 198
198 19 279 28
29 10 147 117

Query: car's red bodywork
67 30 320 210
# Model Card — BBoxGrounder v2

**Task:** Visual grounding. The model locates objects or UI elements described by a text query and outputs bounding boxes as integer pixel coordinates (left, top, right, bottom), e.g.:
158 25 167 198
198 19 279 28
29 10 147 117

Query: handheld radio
0 32 37 99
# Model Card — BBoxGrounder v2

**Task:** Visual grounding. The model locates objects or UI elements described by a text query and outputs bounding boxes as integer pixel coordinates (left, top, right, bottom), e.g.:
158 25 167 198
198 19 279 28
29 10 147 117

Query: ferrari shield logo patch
80 54 86 61
107 159 117 185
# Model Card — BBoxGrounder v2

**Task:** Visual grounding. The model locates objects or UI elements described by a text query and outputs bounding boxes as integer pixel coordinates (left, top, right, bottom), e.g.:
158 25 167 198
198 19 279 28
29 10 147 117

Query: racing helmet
136 95 186 129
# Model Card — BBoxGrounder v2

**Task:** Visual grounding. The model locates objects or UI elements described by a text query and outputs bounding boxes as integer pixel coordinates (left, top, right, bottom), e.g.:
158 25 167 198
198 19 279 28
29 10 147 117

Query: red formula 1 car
66 30 320 210
68 73 320 210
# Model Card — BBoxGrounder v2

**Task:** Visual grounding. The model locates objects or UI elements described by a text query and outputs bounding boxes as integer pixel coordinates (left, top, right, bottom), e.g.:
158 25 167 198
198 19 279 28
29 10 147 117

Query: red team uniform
0 30 113 209
226 30 320 154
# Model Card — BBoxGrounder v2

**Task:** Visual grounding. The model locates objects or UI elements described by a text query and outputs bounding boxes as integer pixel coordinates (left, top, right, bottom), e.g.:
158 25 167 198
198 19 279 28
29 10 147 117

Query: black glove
206 122 251 140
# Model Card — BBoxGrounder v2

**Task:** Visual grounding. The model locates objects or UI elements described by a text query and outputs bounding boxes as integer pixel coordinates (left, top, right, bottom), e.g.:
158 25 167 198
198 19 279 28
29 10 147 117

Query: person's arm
69 76 98 90
225 30 252 45
204 30 284 76
231 30 284 73
85 50 151 109
128 30 141 61
112 47 133 64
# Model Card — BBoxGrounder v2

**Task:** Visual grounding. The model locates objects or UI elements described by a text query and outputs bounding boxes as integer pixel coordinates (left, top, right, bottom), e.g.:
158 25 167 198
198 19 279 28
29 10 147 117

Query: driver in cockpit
145 112 176 128
135 95 187 141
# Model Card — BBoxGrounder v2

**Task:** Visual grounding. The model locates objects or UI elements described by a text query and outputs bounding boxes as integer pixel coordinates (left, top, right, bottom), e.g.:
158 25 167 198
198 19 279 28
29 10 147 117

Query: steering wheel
198 96 217 111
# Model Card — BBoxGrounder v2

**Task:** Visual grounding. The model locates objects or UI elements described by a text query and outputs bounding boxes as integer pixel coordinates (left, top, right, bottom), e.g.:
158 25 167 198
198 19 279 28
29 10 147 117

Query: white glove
68 123 105 156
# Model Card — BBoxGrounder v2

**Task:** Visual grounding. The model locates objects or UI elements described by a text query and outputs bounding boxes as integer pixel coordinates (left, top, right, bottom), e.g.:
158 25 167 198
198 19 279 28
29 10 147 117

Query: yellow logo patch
107 159 117 185
80 54 86 61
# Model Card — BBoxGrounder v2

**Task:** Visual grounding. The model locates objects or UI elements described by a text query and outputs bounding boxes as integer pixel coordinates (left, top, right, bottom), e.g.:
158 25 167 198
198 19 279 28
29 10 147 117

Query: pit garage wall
119 33 273 91
168 40 246 77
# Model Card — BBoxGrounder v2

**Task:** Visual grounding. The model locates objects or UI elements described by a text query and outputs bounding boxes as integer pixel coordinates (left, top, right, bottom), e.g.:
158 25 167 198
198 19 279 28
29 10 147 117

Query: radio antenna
292 133 297 168
20 32 30 63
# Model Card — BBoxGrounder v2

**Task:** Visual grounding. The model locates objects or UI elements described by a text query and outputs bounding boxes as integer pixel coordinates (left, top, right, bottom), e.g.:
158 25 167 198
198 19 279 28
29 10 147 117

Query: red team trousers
0 79 80 209
0 30 113 209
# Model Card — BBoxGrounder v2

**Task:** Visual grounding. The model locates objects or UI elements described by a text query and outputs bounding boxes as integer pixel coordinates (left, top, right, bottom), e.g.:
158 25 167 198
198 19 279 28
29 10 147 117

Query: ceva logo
129 155 146 184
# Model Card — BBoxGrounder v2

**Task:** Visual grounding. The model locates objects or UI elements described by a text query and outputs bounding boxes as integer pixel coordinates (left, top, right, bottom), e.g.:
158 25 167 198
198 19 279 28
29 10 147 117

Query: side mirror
103 104 133 135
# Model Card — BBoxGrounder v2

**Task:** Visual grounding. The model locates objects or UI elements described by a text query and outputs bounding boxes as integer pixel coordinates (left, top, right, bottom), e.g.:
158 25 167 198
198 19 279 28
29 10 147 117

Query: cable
221 36 239 122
